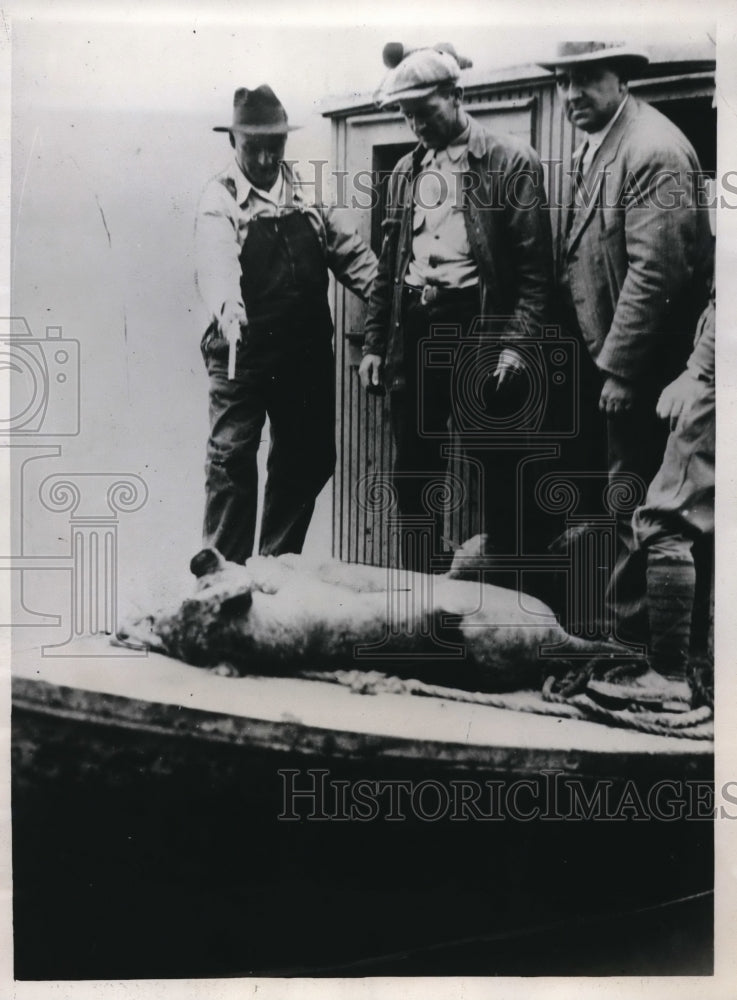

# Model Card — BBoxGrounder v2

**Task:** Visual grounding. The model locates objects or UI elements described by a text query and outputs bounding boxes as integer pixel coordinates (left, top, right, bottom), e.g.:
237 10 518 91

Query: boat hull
12 665 714 979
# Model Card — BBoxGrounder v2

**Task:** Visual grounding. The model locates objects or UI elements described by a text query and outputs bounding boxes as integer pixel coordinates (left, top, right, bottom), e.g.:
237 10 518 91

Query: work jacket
362 114 553 391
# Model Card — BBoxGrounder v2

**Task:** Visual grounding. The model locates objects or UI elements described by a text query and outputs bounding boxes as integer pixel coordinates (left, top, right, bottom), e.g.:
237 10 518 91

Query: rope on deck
302 669 584 716
300 669 714 741
541 678 714 740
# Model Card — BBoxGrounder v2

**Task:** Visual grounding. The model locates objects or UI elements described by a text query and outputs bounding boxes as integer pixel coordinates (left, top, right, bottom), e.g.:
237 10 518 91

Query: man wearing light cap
541 42 713 690
360 44 553 573
196 85 376 564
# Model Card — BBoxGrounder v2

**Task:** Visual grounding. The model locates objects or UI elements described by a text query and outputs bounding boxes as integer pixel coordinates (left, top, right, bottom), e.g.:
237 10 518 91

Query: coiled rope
300 668 714 741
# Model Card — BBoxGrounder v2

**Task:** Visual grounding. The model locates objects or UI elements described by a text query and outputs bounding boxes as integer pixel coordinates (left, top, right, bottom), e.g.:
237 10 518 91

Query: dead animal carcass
117 542 613 692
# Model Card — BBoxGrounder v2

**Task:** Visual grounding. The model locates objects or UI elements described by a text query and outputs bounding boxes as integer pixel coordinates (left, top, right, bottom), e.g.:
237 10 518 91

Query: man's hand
218 302 247 380
219 301 247 349
656 370 701 428
359 353 384 390
493 348 525 388
599 373 636 416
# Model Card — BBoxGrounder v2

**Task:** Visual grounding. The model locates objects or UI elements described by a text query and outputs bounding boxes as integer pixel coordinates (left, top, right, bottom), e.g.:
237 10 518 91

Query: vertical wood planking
332 117 346 560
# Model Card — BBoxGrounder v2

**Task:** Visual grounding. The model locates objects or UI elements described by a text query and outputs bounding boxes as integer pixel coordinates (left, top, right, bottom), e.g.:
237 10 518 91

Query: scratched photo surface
6 4 731 993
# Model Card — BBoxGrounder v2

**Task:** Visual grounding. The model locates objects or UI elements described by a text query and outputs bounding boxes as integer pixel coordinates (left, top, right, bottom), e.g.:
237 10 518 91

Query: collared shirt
195 157 377 324
249 171 285 207
577 95 628 174
363 114 553 390
405 122 479 289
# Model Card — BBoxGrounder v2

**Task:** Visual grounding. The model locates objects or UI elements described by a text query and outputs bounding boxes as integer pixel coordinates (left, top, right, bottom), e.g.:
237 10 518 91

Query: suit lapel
566 95 638 253
566 170 605 251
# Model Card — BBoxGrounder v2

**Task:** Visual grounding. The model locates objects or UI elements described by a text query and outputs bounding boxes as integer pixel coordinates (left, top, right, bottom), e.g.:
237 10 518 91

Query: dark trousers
203 334 335 564
603 388 669 644
389 289 533 574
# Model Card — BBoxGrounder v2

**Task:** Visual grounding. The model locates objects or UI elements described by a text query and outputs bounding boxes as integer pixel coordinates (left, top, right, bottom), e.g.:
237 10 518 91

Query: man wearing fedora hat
359 45 553 574
195 85 377 564
541 42 713 694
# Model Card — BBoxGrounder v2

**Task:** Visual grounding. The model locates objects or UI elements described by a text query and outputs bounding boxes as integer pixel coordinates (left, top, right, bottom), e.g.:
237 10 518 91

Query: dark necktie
564 141 589 238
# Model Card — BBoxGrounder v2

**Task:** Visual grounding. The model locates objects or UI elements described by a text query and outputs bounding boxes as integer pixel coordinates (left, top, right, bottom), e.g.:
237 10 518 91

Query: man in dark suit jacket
543 42 713 657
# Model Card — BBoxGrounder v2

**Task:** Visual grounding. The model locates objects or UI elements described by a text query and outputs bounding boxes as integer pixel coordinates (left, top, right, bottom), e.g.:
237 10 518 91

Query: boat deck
12 633 712 778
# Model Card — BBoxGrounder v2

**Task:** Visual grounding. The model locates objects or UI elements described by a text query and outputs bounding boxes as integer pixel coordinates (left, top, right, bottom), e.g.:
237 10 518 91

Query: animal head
115 548 257 664
113 611 164 653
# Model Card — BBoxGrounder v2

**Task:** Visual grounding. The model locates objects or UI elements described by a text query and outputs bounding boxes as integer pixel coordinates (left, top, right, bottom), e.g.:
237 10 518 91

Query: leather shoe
587 667 692 711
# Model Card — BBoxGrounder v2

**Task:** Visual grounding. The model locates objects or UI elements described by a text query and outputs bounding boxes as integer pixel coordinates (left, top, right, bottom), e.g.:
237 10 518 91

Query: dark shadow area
13 701 713 979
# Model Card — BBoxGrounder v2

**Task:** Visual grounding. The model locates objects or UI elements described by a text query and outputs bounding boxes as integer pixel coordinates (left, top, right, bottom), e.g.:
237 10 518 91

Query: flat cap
376 47 463 107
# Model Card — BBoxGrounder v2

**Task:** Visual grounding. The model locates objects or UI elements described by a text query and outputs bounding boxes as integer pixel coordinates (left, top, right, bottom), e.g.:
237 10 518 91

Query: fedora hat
538 41 649 74
213 85 301 134
375 44 472 107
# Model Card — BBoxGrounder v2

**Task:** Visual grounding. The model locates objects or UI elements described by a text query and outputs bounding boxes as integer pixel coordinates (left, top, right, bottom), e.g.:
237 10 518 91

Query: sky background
4 0 731 622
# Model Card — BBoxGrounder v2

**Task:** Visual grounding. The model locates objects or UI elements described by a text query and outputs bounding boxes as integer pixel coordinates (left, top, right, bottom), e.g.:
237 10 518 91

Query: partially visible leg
389 300 453 573
589 385 716 705
203 357 267 564
473 363 535 557
633 383 715 669
604 395 668 646
691 535 714 659
644 529 696 678
389 389 449 573
586 517 699 706
259 350 336 556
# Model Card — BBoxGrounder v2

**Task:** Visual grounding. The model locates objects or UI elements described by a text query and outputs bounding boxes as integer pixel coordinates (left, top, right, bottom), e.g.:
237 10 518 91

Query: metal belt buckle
420 284 438 306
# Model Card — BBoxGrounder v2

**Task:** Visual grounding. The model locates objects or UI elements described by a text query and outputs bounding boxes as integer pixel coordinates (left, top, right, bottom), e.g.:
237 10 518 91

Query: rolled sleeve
322 204 377 301
194 179 246 324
